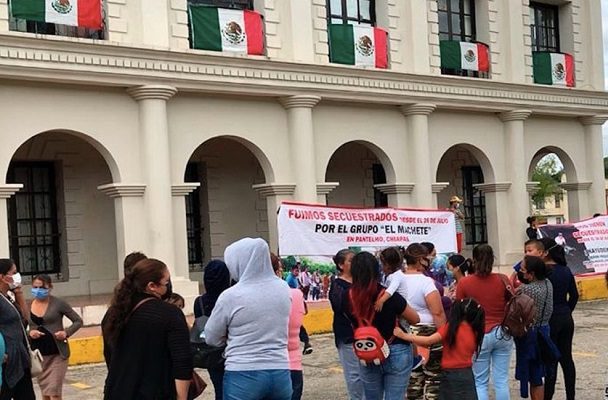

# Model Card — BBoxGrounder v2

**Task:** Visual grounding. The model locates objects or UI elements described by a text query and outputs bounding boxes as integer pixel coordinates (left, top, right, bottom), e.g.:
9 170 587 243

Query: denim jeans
337 342 366 400
223 369 292 400
472 326 513 400
359 342 413 400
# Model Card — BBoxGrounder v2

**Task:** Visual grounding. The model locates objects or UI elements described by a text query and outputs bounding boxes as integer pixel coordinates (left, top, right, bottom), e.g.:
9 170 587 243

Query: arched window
327 0 376 26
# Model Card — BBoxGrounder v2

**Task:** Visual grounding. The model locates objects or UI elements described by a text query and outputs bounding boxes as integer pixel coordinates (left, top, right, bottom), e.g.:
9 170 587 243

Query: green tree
531 155 564 207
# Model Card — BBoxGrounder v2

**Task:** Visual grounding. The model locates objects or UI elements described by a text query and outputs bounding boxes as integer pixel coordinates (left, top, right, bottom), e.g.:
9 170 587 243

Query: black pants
290 370 303 400
545 312 576 400
0 368 36 400
208 365 225 400
298 326 309 344
439 368 478 400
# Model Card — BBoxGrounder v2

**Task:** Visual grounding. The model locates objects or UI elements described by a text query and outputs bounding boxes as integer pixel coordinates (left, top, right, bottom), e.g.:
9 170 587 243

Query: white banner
278 202 457 256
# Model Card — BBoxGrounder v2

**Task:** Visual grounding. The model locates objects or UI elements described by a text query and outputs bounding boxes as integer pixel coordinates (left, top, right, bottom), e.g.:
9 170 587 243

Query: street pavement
39 300 608 399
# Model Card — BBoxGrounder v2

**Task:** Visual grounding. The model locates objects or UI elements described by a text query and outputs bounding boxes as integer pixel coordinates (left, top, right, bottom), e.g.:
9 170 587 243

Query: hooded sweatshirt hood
201 260 231 316
224 237 274 283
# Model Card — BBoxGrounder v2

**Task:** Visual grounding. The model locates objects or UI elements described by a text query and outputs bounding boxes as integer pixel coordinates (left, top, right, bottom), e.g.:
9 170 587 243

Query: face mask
8 272 22 290
517 271 530 285
161 279 173 301
446 269 454 282
31 287 49 299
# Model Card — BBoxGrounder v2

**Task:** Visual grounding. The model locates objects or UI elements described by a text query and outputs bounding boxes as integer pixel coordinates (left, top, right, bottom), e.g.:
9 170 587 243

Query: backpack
350 290 391 366
190 298 226 369
499 274 536 338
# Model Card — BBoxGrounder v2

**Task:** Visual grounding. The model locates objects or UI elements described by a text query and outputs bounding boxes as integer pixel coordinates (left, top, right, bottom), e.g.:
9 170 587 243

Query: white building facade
0 0 607 303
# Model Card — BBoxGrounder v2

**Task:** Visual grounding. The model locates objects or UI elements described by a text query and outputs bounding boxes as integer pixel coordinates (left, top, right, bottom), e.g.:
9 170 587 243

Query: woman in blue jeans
456 244 513 400
344 251 420 400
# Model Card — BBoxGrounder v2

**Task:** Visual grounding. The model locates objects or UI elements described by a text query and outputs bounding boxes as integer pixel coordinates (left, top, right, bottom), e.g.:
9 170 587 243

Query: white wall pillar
280 95 321 203
500 110 531 254
496 0 529 83
316 182 340 205
401 104 436 207
282 1 316 63
432 183 450 209
474 182 513 264
561 182 592 222
374 183 415 208
171 183 201 280
252 183 296 253
97 183 147 280
580 116 608 215
127 85 178 271
0 184 23 256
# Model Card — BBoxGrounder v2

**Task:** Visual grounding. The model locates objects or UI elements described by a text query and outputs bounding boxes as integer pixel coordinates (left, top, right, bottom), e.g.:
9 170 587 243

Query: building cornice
499 110 532 122
97 183 146 198
559 182 592 191
1 35 608 116
400 103 436 116
0 184 23 199
317 182 340 196
373 183 415 195
473 182 512 193
171 183 201 196
279 95 321 109
526 182 541 193
579 115 608 126
432 182 450 194
127 85 178 101
251 183 296 197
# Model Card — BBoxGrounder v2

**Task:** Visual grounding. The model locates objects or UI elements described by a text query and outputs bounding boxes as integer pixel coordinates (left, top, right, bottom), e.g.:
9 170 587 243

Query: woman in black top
329 249 365 400
539 238 579 400
102 258 192 400
193 259 231 400
345 251 419 400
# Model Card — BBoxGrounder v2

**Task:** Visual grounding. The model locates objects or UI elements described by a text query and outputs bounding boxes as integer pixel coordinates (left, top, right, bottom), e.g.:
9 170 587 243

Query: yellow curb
303 308 334 335
68 336 104 366
575 275 608 301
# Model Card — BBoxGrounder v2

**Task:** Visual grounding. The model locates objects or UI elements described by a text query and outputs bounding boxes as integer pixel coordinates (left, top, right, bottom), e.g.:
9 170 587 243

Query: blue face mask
31 287 49 299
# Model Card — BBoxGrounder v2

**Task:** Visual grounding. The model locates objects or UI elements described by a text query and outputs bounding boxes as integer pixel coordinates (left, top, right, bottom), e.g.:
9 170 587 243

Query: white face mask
8 272 22 290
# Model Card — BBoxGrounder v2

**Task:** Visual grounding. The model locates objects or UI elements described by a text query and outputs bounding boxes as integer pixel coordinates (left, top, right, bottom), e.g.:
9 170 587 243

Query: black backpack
190 297 226 369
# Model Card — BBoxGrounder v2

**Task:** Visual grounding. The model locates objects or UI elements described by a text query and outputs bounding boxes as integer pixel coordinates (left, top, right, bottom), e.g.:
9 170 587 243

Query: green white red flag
440 41 490 72
329 24 388 68
189 6 264 55
533 52 574 87
11 0 102 29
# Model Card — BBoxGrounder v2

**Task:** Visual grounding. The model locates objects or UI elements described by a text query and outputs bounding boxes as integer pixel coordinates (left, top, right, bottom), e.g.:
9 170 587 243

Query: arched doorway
528 147 577 223
325 141 393 207
5 131 117 296
436 144 493 248
184 137 269 277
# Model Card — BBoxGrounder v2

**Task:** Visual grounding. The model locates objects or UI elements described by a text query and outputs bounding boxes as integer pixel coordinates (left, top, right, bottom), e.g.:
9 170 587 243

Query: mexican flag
10 0 102 29
440 41 490 72
189 6 264 55
328 24 388 68
533 52 574 87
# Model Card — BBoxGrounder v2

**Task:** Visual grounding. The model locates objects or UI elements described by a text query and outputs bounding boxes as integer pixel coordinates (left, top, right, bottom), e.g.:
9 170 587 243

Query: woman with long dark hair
456 244 512 400
0 258 35 400
346 251 419 399
446 254 474 300
102 259 192 400
329 249 365 400
193 259 231 400
514 255 557 400
539 237 578 400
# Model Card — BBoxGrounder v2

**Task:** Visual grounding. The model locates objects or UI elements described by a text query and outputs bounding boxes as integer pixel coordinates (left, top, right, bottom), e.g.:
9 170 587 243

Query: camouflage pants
407 324 443 400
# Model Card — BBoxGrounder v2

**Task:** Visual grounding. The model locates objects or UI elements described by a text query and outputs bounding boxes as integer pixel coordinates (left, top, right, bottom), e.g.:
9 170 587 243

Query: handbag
188 371 207 399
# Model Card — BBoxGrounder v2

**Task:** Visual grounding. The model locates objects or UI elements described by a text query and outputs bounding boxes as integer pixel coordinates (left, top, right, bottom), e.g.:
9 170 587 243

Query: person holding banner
539 238 578 400
346 251 420 400
329 249 365 400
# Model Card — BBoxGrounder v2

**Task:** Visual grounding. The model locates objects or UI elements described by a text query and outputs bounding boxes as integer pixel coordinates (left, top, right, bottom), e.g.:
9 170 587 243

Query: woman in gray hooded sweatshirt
205 238 292 400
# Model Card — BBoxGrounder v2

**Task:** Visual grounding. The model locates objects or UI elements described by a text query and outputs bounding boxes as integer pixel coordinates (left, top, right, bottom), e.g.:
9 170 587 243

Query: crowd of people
0 227 595 400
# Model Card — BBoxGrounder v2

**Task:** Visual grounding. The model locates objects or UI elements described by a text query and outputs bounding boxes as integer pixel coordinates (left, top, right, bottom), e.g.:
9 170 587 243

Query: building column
279 95 321 203
401 104 436 207
580 116 608 215
432 182 450 209
374 183 415 208
500 110 532 253
560 182 592 222
0 184 23 256
316 182 340 205
252 184 296 253
473 182 512 264
97 183 147 280
127 85 178 270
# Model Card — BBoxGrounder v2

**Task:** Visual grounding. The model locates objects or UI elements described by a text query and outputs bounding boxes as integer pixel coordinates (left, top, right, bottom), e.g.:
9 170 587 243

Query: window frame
7 161 62 276
185 163 204 271
529 1 560 53
438 0 477 42
372 163 388 208
462 166 487 246
327 0 376 26
187 0 254 9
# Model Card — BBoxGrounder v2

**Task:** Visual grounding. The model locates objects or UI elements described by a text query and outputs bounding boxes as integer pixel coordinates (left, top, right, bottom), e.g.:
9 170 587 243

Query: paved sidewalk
37 300 608 399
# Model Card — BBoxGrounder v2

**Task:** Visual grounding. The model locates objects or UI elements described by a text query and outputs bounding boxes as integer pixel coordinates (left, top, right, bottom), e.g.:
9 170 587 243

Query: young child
394 298 485 400
374 246 408 312
166 292 185 309
511 239 546 288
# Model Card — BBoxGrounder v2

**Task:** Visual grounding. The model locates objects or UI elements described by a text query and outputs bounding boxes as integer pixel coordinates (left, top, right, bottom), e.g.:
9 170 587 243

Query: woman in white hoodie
205 238 292 400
